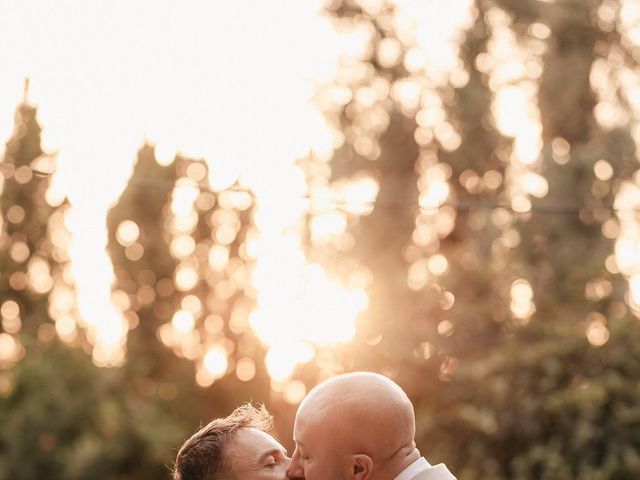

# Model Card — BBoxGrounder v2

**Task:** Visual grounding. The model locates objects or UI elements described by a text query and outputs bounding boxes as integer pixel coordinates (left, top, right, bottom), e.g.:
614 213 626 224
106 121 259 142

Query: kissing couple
172 371 456 480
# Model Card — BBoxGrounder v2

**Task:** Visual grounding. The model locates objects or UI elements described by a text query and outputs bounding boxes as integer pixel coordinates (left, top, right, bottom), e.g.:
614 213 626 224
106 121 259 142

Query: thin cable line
2 160 640 215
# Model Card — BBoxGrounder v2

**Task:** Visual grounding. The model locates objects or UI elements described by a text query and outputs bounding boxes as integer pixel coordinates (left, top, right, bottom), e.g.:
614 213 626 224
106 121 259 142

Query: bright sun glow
0 0 352 377
486 6 547 216
614 1 640 318
615 182 640 315
1 1 515 383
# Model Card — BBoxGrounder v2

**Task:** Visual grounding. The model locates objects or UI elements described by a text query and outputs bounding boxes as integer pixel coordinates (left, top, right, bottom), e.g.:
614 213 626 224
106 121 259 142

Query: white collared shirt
394 457 431 480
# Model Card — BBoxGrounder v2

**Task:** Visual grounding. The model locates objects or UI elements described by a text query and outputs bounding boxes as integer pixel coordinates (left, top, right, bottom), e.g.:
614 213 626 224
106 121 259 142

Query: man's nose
287 451 304 479
280 455 293 476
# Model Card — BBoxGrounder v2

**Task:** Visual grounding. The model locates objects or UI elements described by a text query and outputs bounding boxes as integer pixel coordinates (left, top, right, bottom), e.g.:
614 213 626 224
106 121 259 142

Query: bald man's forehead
302 381 410 416
307 373 408 400
294 401 355 456
296 372 415 427
297 393 367 431
299 378 415 432
297 392 387 441
296 396 337 427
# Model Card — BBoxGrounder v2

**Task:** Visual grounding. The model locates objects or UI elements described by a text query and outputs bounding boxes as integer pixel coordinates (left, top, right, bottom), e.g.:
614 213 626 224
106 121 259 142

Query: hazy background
2 0 640 478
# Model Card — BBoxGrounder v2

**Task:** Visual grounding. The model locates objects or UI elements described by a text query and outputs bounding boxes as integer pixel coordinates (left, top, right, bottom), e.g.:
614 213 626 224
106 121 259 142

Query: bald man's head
288 372 420 480
298 372 415 455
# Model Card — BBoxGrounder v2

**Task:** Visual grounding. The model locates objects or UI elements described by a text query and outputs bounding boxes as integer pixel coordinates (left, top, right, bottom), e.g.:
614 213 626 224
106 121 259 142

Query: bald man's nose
287 449 304 479
281 455 292 476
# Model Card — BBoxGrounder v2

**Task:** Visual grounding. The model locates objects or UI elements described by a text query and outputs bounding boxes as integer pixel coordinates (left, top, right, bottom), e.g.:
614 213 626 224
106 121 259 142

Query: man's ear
351 454 373 480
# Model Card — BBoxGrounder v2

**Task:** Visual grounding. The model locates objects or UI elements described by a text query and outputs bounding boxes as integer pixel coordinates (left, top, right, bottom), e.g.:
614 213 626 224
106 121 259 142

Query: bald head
289 372 420 480
300 372 415 454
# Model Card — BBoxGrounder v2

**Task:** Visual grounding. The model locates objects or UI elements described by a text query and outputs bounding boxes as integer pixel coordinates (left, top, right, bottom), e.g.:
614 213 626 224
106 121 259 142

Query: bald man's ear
351 454 373 480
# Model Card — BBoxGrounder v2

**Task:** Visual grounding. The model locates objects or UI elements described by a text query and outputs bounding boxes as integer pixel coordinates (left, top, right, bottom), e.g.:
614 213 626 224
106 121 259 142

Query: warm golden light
594 160 614 181
236 357 256 382
310 210 348 244
0 300 19 320
116 220 140 247
518 172 549 199
390 1 474 287
283 380 307 405
171 235 196 258
55 315 77 341
175 265 199 292
399 0 476 84
437 320 455 337
585 312 610 347
1 315 21 335
486 6 546 216
203 347 229 378
251 258 367 380
1 0 573 389
264 342 315 383
334 175 380 216
0 333 24 368
428 254 449 276
510 278 536 322
614 182 640 315
419 178 450 210
172 310 195 334
1 0 347 371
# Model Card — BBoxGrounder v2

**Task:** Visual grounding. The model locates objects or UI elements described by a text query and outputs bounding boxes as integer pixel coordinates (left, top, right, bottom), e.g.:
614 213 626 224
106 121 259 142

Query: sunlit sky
3 0 640 391
0 0 483 387
0 0 347 377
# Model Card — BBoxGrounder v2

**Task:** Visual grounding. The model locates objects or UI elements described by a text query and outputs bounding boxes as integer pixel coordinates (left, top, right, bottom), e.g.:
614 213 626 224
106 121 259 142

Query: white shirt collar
394 457 431 480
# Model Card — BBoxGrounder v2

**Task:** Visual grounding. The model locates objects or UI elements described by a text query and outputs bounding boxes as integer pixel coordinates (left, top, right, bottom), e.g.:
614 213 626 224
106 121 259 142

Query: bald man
287 372 456 480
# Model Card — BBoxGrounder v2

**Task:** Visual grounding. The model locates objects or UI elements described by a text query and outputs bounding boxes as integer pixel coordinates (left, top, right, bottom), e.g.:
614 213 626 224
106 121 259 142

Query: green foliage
3 1 640 479
0 340 182 479
424 318 640 479
314 0 640 478
0 103 268 479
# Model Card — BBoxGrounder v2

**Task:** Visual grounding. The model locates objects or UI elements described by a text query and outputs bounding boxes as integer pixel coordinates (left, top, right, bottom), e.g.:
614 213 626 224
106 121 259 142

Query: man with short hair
287 372 456 480
173 403 290 480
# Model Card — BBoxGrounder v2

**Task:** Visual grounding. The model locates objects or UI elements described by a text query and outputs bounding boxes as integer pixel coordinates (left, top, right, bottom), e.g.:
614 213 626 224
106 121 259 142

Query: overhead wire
1 159 639 215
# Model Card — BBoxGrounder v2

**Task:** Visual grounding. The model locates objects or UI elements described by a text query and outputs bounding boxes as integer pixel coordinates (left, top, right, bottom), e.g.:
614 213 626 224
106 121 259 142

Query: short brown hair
172 403 273 480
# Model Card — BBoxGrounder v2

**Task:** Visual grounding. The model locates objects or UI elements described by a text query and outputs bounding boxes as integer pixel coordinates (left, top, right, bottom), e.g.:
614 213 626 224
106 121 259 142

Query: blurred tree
0 96 193 480
4 1 640 478
0 101 270 478
0 88 75 349
105 146 271 468
433 1 640 478
0 93 91 478
303 1 429 376
310 0 640 479
308 0 513 406
106 144 269 391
